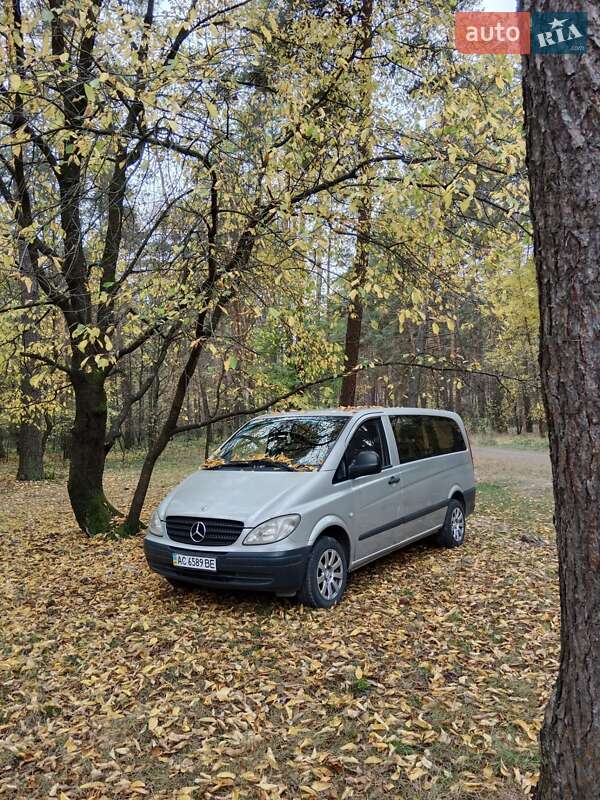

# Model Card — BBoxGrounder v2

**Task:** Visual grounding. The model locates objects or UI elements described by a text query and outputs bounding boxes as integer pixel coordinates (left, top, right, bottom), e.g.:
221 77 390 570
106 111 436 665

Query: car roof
258 407 461 419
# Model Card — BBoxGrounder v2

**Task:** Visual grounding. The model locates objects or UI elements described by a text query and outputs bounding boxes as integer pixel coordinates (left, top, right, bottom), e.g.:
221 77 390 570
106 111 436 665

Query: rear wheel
297 536 347 609
435 499 466 548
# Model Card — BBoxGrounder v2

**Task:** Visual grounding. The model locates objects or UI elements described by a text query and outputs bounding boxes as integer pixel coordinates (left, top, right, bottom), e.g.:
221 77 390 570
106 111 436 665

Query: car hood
160 468 317 527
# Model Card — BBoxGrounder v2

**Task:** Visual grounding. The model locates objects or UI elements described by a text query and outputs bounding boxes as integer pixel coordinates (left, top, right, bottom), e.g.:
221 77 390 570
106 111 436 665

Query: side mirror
348 449 382 479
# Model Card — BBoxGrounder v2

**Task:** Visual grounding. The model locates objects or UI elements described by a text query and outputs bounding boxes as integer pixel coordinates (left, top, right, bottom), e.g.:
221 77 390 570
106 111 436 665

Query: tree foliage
0 0 532 533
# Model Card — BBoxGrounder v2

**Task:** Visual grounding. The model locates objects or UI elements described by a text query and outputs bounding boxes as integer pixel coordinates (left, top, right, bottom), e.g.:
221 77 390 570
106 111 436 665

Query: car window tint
428 416 467 455
390 415 428 462
391 414 466 462
335 417 389 481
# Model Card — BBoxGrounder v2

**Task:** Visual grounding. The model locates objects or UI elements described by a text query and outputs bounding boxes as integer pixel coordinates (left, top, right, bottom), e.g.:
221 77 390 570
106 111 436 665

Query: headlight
243 514 300 546
148 508 165 537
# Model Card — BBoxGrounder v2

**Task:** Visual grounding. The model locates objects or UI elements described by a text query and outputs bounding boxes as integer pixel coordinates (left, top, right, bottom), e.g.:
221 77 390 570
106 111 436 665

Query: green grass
503 436 548 452
472 432 549 452
352 676 371 694
477 480 554 523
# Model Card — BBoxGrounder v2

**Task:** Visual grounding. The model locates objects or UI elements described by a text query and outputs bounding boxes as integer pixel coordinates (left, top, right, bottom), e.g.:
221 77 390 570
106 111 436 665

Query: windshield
206 415 350 471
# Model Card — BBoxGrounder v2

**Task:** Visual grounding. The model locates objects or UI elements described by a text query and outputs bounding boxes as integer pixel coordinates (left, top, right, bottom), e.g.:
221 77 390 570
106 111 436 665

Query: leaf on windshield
263 453 300 470
200 452 317 472
201 457 226 470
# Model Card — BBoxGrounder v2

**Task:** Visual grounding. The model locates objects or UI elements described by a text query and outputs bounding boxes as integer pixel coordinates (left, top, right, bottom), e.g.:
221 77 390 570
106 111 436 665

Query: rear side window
390 415 466 463
390 415 430 462
426 416 467 456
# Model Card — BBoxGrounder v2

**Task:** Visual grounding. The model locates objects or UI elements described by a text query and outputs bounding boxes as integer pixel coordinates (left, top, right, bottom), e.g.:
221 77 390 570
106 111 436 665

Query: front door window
335 417 389 482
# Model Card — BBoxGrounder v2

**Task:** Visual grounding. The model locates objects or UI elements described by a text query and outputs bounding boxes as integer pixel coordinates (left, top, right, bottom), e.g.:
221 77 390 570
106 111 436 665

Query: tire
297 536 348 609
166 577 194 591
435 499 466 548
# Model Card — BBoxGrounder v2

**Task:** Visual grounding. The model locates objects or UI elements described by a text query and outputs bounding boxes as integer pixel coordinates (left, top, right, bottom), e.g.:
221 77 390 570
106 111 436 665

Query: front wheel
297 536 348 609
435 499 466 548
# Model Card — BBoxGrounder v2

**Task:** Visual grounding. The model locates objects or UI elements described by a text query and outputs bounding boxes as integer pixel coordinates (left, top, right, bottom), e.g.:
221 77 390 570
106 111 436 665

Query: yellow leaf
205 100 218 120
407 766 427 781
266 747 278 769
514 719 538 742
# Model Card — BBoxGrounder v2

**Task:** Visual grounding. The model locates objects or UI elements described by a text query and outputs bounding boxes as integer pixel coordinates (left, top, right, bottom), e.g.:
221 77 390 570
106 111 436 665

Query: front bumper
144 538 310 595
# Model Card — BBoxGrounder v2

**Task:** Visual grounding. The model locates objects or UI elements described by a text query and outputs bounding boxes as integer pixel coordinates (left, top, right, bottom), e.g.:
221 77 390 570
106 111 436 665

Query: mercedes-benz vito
144 408 476 607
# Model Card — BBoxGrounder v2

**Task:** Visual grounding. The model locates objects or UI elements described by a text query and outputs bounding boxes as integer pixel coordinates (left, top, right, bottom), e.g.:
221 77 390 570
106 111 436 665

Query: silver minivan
144 408 476 607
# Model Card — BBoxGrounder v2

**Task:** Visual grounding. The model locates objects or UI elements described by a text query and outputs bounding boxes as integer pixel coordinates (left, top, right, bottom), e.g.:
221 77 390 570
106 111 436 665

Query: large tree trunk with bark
521 2 600 797
339 218 368 406
17 274 45 481
338 0 373 407
68 372 115 535
15 202 45 480
121 359 135 451
16 424 45 481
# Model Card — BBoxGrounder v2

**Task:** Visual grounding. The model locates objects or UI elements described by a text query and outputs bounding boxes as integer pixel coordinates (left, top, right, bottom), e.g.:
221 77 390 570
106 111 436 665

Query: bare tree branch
174 359 524 435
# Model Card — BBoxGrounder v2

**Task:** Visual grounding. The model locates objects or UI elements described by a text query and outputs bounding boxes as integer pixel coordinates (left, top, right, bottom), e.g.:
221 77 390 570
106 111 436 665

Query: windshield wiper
206 458 297 472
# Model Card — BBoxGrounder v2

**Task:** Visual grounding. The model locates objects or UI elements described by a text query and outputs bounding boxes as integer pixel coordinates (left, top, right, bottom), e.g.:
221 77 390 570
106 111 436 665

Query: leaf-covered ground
1 446 558 799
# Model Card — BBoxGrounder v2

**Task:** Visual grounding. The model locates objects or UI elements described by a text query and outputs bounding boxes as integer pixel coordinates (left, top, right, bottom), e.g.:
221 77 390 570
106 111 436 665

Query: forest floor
1 445 557 800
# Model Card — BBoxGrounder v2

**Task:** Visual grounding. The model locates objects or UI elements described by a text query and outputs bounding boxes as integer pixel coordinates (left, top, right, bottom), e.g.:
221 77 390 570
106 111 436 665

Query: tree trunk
16 424 45 481
124 337 207 533
523 388 533 433
200 382 212 461
122 358 135 450
491 382 507 433
338 0 373 407
514 404 523 436
61 431 72 460
67 372 116 535
339 266 366 406
407 324 427 406
476 336 488 421
521 2 600 796
16 242 45 481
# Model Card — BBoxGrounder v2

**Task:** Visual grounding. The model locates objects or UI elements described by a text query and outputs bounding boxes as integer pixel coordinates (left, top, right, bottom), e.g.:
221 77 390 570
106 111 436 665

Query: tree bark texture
338 0 373 407
521 2 600 796
67 372 114 535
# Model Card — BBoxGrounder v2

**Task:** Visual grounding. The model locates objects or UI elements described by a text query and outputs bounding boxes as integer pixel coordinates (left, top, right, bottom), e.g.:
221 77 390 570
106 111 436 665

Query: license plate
172 553 217 571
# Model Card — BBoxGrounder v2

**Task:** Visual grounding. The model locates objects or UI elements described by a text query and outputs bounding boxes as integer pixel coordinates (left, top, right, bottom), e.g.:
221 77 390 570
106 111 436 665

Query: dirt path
473 445 552 494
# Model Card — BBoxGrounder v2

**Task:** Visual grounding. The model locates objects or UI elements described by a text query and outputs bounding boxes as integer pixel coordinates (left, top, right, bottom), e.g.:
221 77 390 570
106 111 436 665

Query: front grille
166 516 244 547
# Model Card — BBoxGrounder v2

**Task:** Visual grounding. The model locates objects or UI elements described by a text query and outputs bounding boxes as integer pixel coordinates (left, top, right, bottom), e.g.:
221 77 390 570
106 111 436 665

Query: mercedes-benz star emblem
190 520 207 543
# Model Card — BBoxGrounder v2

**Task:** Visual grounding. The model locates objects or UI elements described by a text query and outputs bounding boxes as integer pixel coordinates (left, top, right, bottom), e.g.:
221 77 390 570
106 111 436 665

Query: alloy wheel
451 506 465 542
316 548 344 600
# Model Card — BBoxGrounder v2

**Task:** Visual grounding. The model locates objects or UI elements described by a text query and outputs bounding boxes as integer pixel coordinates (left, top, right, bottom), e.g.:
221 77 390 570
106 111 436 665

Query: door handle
388 475 401 485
